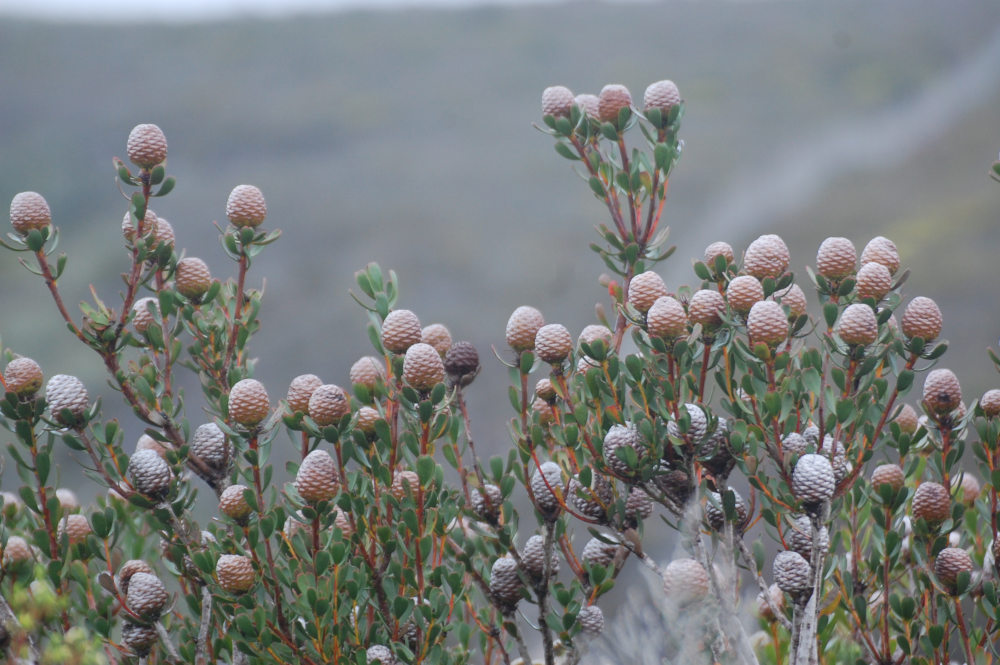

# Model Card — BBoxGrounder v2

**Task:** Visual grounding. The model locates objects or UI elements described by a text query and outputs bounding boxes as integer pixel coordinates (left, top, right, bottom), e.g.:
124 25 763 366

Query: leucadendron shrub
1 76 1000 665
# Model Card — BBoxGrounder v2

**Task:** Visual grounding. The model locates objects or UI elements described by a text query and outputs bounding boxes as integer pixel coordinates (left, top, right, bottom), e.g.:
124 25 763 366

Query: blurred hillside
1 1 999 499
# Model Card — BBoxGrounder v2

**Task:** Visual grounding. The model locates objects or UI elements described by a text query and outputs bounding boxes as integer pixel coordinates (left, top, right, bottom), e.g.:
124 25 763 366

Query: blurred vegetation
1 0 999 506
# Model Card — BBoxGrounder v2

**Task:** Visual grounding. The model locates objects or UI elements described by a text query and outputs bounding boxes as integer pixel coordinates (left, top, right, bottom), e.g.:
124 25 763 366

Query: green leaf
588 176 606 198
554 142 579 161
823 302 839 329
153 177 176 197
416 456 435 485
896 369 913 393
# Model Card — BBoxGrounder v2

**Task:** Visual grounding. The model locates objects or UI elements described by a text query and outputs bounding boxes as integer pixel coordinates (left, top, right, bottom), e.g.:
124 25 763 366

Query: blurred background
1 0 999 656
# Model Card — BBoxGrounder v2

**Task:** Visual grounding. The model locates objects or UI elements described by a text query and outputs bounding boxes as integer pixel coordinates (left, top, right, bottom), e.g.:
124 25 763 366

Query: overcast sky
2 0 561 22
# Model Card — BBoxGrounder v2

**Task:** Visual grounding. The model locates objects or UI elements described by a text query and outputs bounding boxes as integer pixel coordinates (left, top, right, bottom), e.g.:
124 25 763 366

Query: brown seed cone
225 184 267 228
782 432 808 457
117 560 155 595
535 324 573 364
489 556 522 609
625 487 653 521
912 481 950 525
2 536 33 564
532 396 554 425
367 645 398 665
901 296 943 341
45 374 89 425
356 406 382 435
470 483 502 521
816 237 857 279
382 309 422 354
771 283 808 319
855 262 892 301
628 271 668 313
958 474 980 505
403 342 446 391
726 275 764 313
350 356 385 389
228 379 270 427
647 296 688 339
773 550 813 599
654 468 692 507
535 378 556 402
153 217 175 249
3 357 43 396
421 323 452 356
333 508 355 538
541 85 575 117
505 306 545 352
982 389 1000 417
667 403 708 442
286 374 323 414
134 434 166 459
574 94 600 119
871 464 905 492
9 191 51 236
521 534 560 580
126 572 169 622
934 547 973 591
530 461 564 519
747 300 789 347
894 404 919 433
444 341 480 385
122 622 159 657
756 583 786 621
688 289 726 329
190 422 230 474
216 554 255 594
175 257 212 299
121 208 158 243
128 449 173 499
743 234 790 279
219 484 253 523
59 514 92 545
662 558 710 606
784 515 830 560
131 297 159 334
295 449 339 504
791 454 835 505
836 303 878 346
704 241 735 266
568 473 613 522
391 470 420 500
126 123 168 168
578 324 613 350
308 384 350 426
644 80 681 112
581 537 619 568
56 488 79 512
860 236 900 275
922 369 962 414
705 490 750 534
577 605 605 636
598 84 632 126
603 423 642 477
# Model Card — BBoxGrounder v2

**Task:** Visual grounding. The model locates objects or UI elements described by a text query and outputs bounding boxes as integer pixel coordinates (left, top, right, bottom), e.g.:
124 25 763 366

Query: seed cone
367 645 398 665
128 449 173 499
216 554 255 594
56 487 79 512
225 184 267 228
894 404 919 433
744 234 790 279
860 236 900 275
489 556 522 609
644 80 681 112
535 324 573 364
228 379 270 427
836 303 878 346
784 515 829 560
541 85 575 117
286 374 322 414
934 547 973 591
420 323 452 356
470 483 501 521
219 484 253 523
45 374 89 425
574 94 600 119
757 583 785 621
59 514 92 545
505 306 544 352
625 487 654 521
901 296 943 341
126 123 168 167
3 357 43 397
667 403 708 442
295 449 339 504
122 623 159 657
704 241 735 266
771 283 807 319
855 262 892 301
350 356 385 389
958 474 980 505
628 271 668 313
922 369 962 414
190 422 230 475
598 84 632 126
782 432 808 457
981 389 1000 417
568 473 613 522
121 209 158 243
705 490 750 534
308 384 350 426
773 550 812 599
577 605 605 636
2 536 33 564
521 534 560 580
871 464 905 492
603 423 642 477
578 324 613 350
647 296 688 339
815 237 856 279
912 481 950 526
403 342 446 391
444 341 480 386
10 191 51 236
356 406 382 435
791 454 835 505
581 537 619 568
530 461 563 519
535 378 556 403
747 300 789 347
175 257 212 299
117 560 155 595
688 289 726 329
391 470 420 500
126 572 169 622
382 309 422 354
726 275 764 313
131 297 158 335
662 558 710 605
